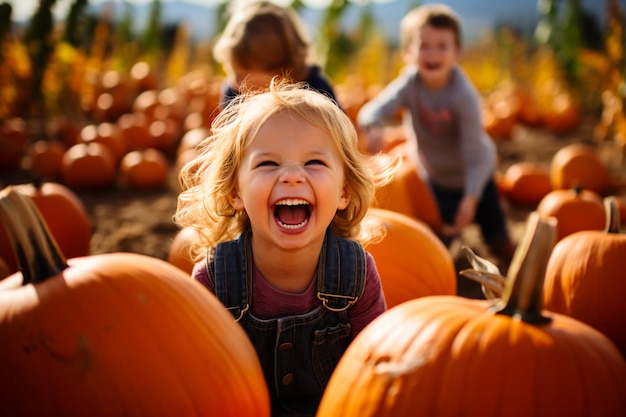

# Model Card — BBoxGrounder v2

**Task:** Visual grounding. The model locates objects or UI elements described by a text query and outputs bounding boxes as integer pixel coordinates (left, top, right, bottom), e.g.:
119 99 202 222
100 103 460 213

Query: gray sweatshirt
357 65 496 198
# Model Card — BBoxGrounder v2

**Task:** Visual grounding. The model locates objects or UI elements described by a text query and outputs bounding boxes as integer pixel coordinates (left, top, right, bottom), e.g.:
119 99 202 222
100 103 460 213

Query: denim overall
207 228 366 417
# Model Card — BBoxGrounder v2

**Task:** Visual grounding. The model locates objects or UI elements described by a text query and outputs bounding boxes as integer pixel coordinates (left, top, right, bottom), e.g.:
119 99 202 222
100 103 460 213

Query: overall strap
210 229 253 321
317 229 367 312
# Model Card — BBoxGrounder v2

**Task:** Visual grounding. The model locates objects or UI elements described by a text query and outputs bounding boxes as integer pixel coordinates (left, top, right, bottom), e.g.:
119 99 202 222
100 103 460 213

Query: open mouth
274 198 311 229
423 62 442 70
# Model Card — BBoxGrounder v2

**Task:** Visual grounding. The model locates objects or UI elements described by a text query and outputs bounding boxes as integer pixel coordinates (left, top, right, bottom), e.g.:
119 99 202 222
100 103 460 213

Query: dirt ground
2 115 623 299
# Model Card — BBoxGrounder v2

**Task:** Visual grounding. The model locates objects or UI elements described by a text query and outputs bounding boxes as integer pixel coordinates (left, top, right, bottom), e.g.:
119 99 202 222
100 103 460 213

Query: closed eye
256 160 279 168
305 159 327 166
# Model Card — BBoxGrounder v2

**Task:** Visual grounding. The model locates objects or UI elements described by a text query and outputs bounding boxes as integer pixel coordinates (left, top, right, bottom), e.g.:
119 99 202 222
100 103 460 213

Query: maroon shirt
192 251 386 338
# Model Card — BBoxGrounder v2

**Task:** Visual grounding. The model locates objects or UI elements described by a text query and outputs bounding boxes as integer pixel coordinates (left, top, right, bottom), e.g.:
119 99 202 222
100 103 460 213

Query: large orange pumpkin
536 185 606 242
0 187 270 417
364 208 456 308
372 156 442 233
543 197 626 358
0 181 92 275
317 213 626 417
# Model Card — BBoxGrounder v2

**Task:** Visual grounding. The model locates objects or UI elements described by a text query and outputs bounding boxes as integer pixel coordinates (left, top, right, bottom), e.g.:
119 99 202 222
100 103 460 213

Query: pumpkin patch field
2 107 624 298
1 2 626 416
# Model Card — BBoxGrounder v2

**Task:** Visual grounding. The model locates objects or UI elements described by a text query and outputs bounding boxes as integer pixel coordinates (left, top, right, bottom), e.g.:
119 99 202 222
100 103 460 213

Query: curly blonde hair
174 80 397 262
213 1 314 82
400 3 462 55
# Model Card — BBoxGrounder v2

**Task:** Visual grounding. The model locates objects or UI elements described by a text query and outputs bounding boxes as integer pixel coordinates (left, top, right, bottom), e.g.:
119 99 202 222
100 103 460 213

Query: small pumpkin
129 60 159 93
0 187 270 417
117 112 153 151
317 213 626 417
542 91 581 134
0 116 29 172
364 208 456 308
500 161 552 207
61 142 117 190
543 197 626 358
24 140 67 181
119 148 170 189
550 143 611 194
77 122 127 163
536 185 606 242
167 226 198 275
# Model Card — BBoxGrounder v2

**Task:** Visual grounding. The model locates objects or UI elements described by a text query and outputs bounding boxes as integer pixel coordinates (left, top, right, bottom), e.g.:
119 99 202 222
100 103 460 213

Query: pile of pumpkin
0 63 221 192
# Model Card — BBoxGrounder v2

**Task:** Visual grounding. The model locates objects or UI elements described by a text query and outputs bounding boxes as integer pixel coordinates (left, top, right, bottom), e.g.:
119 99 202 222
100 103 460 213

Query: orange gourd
543 197 626 358
24 140 67 181
77 122 127 163
500 161 552 207
364 208 456 308
537 185 606 242
317 213 626 417
0 181 92 275
550 143 611 194
119 148 170 189
129 60 159 93
167 226 197 274
117 112 153 151
0 187 270 417
373 157 442 232
542 92 581 134
61 142 117 189
0 116 29 172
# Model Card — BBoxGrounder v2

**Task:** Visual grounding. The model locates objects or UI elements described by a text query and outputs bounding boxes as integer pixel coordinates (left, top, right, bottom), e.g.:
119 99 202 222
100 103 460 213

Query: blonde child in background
357 3 516 270
212 1 339 109
174 80 394 417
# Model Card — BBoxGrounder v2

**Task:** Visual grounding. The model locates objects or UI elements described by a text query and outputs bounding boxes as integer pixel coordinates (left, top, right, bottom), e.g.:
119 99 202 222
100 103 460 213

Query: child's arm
451 194 479 235
357 70 413 153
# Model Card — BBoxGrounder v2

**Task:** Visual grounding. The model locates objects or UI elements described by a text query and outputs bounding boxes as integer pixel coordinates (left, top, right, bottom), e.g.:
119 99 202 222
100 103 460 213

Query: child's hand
454 195 478 232
364 125 385 154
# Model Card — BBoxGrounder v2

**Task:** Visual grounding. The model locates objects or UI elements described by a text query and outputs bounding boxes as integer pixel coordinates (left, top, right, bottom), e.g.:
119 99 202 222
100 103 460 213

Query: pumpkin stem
603 196 621 234
495 212 557 324
573 183 582 195
0 186 68 285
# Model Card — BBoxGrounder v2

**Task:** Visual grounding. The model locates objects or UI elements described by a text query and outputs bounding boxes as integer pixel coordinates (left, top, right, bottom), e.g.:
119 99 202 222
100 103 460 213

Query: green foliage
142 0 162 62
317 0 352 78
63 0 88 47
25 0 57 105
534 0 611 97
0 2 11 42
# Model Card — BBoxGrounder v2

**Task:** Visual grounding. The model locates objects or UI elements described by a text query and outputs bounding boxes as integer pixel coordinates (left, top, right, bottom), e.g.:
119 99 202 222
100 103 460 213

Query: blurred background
0 0 624 133
0 0 624 183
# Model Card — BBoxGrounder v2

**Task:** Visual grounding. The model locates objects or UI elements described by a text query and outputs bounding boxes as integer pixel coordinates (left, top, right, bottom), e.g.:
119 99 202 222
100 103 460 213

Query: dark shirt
220 65 339 109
